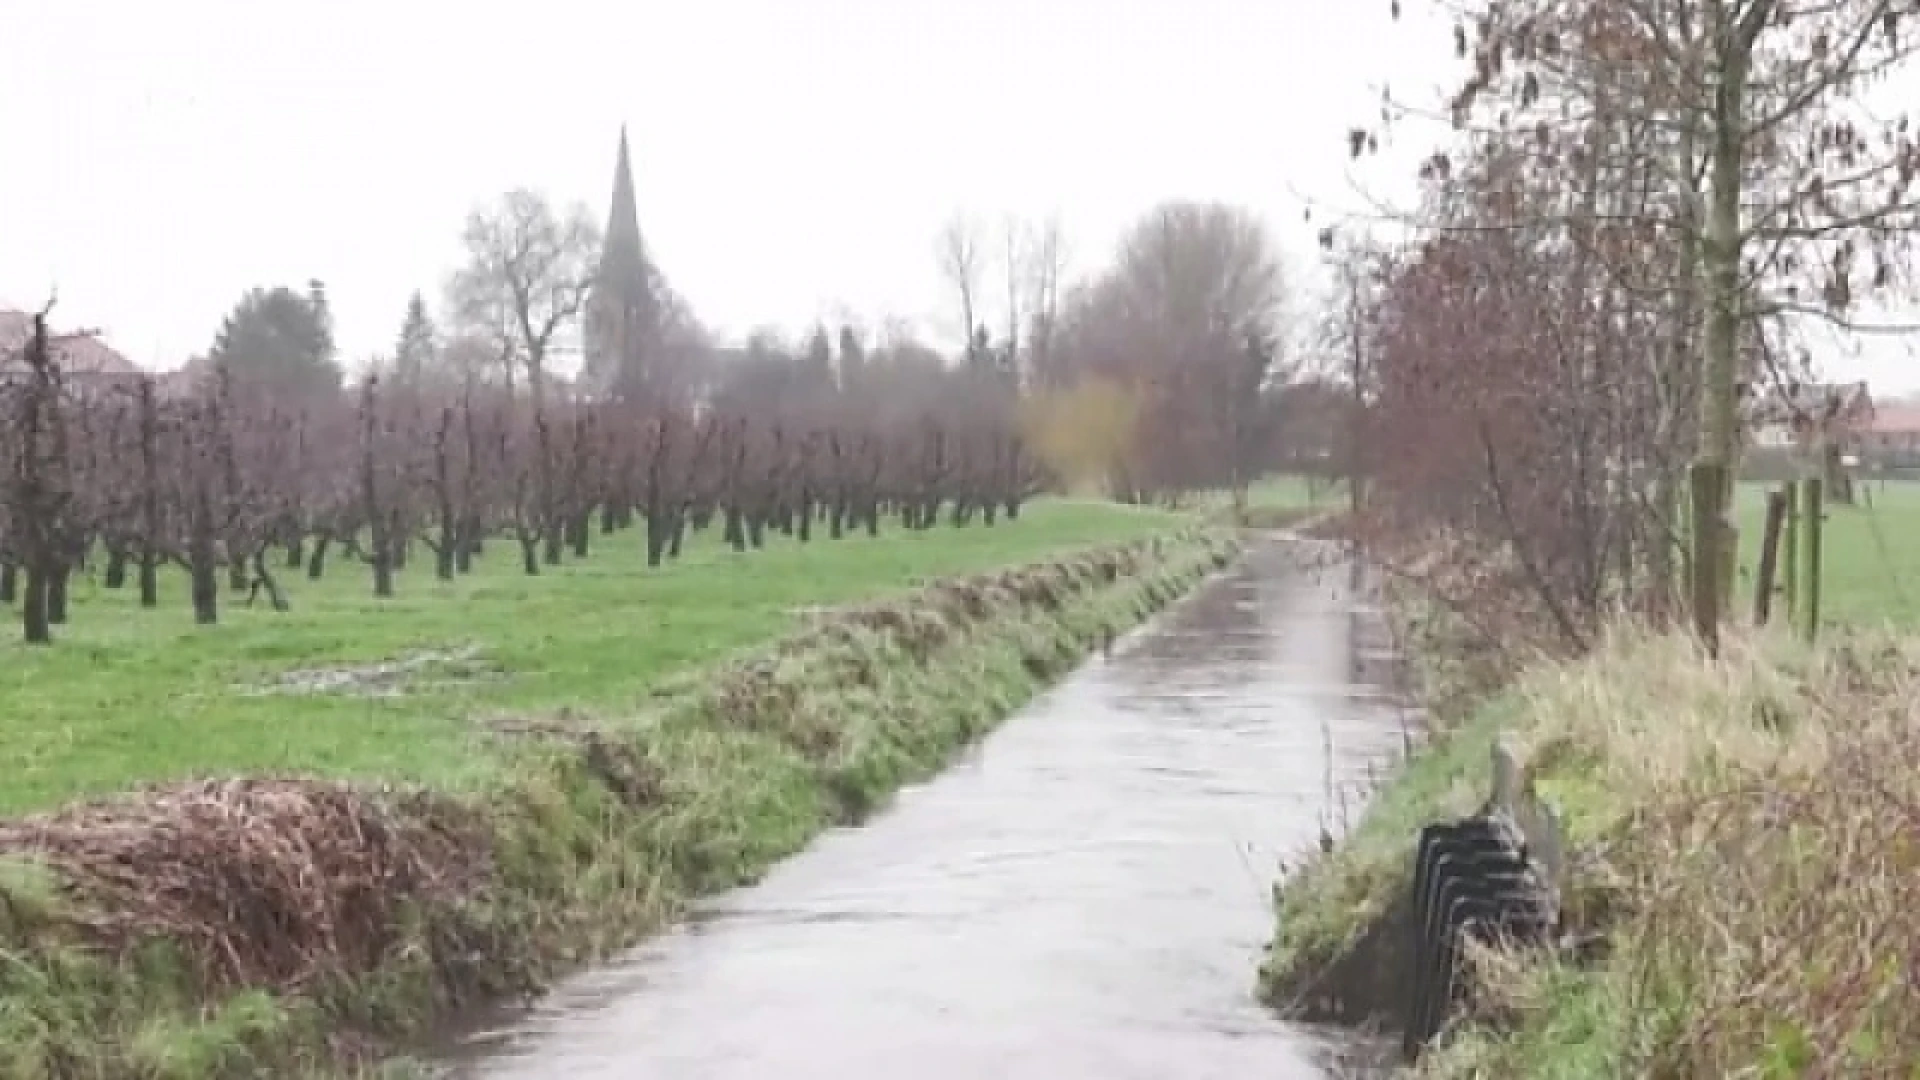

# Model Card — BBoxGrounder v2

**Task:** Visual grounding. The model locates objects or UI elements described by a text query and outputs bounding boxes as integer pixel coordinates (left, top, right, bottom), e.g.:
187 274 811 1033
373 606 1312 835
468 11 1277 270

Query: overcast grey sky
6 0 1918 392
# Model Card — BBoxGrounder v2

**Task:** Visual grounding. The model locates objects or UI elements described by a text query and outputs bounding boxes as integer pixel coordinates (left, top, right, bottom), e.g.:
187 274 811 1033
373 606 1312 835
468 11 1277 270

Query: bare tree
1317 231 1389 516
448 190 601 411
442 283 522 397
936 212 985 357
1111 202 1284 361
1022 214 1069 384
5 307 74 643
437 332 513 392
1042 200 1287 499
999 215 1028 374
1402 0 1920 644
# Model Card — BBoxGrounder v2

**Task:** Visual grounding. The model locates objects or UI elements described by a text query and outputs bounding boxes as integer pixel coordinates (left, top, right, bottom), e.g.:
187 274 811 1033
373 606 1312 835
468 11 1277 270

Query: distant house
1859 401 1920 468
1744 381 1882 499
0 308 145 393
1747 380 1875 451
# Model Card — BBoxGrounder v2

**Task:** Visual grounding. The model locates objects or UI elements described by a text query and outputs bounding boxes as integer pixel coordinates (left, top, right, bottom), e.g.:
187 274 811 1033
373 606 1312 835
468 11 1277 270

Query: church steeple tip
601 125 643 268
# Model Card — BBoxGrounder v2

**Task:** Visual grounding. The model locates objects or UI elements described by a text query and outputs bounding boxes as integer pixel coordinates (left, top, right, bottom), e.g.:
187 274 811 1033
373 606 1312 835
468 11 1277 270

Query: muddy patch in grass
244 645 504 699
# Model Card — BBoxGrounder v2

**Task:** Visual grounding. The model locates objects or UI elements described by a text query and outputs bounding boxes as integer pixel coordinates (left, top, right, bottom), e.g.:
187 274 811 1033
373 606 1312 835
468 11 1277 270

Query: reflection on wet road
439 538 1407 1079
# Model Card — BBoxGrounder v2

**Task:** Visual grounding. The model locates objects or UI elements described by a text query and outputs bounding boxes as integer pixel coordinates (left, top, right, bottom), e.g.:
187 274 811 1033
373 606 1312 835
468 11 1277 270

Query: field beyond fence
1737 478 1920 628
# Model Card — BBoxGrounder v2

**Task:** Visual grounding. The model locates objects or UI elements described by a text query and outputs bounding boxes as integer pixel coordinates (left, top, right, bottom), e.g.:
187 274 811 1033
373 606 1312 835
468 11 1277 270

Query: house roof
0 308 142 379
1867 402 1920 435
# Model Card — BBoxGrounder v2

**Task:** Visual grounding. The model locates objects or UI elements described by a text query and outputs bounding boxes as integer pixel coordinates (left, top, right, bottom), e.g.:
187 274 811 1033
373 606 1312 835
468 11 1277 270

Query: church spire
603 126 644 272
585 125 658 400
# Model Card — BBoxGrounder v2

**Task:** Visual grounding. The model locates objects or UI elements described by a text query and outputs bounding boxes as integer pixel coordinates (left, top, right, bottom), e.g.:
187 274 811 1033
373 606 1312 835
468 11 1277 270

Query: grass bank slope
1 498 1181 815
0 521 1235 1078
1261 622 1920 1077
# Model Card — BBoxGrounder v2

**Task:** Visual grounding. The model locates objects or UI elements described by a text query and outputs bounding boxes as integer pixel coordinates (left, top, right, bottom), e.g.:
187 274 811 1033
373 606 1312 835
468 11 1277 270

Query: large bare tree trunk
1690 10 1760 648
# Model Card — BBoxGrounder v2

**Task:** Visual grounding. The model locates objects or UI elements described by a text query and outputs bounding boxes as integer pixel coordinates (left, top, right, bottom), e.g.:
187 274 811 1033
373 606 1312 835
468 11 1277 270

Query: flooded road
439 538 1408 1079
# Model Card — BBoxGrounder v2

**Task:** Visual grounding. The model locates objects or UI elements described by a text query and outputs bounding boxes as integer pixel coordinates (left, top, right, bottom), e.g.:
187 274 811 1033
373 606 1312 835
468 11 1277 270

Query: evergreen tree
393 290 438 386
209 284 341 400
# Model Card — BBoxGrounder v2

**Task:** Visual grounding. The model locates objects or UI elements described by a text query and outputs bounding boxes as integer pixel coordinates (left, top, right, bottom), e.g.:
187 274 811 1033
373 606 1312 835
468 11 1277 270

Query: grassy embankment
0 499 1237 1078
1259 482 1920 1076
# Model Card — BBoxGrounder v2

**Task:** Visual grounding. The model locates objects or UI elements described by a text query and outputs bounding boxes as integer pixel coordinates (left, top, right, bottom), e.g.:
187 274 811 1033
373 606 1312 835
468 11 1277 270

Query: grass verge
1260 615 1920 1077
0 525 1236 1078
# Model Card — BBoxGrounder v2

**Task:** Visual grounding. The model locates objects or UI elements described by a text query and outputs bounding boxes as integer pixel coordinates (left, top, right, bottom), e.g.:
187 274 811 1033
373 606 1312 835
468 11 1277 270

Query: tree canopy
208 282 342 401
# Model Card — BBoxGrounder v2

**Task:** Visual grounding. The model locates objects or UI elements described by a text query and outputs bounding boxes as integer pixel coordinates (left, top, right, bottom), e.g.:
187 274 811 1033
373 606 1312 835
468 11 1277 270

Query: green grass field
1186 474 1345 527
0 500 1186 816
1737 478 1920 627
1247 473 1346 508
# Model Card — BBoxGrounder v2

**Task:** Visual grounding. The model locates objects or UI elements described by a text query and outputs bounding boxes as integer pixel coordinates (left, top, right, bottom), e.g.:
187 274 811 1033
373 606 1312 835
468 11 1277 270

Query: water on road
438 538 1408 1079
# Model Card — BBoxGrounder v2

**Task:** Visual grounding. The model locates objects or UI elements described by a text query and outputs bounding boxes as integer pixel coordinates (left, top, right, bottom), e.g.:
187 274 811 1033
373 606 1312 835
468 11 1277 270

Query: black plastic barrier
1402 814 1555 1060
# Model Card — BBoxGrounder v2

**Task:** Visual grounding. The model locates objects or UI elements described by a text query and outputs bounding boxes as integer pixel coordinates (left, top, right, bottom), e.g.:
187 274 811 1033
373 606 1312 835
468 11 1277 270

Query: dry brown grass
1422 627 1920 1077
0 779 491 993
1266 509 1920 1075
694 542 1161 760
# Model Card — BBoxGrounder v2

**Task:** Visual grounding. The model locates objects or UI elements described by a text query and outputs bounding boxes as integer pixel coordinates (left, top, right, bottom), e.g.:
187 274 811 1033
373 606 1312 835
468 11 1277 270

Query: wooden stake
1800 476 1824 642
1689 462 1726 653
1752 488 1786 625
1782 482 1799 619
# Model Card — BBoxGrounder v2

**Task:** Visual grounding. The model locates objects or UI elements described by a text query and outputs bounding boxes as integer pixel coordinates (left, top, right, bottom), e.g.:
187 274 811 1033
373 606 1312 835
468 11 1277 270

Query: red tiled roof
1867 402 1920 435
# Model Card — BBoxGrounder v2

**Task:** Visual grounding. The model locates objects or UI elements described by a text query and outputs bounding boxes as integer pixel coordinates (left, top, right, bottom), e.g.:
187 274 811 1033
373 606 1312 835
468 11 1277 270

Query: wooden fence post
1782 482 1799 620
1688 462 1726 652
1490 737 1565 891
1752 488 1787 625
1799 476 1824 642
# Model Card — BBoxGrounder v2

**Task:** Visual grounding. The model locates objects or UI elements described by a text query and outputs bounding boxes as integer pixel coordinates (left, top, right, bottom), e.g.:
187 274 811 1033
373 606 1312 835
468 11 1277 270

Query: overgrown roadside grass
0 514 1236 1078
1261 617 1920 1077
1 498 1181 814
